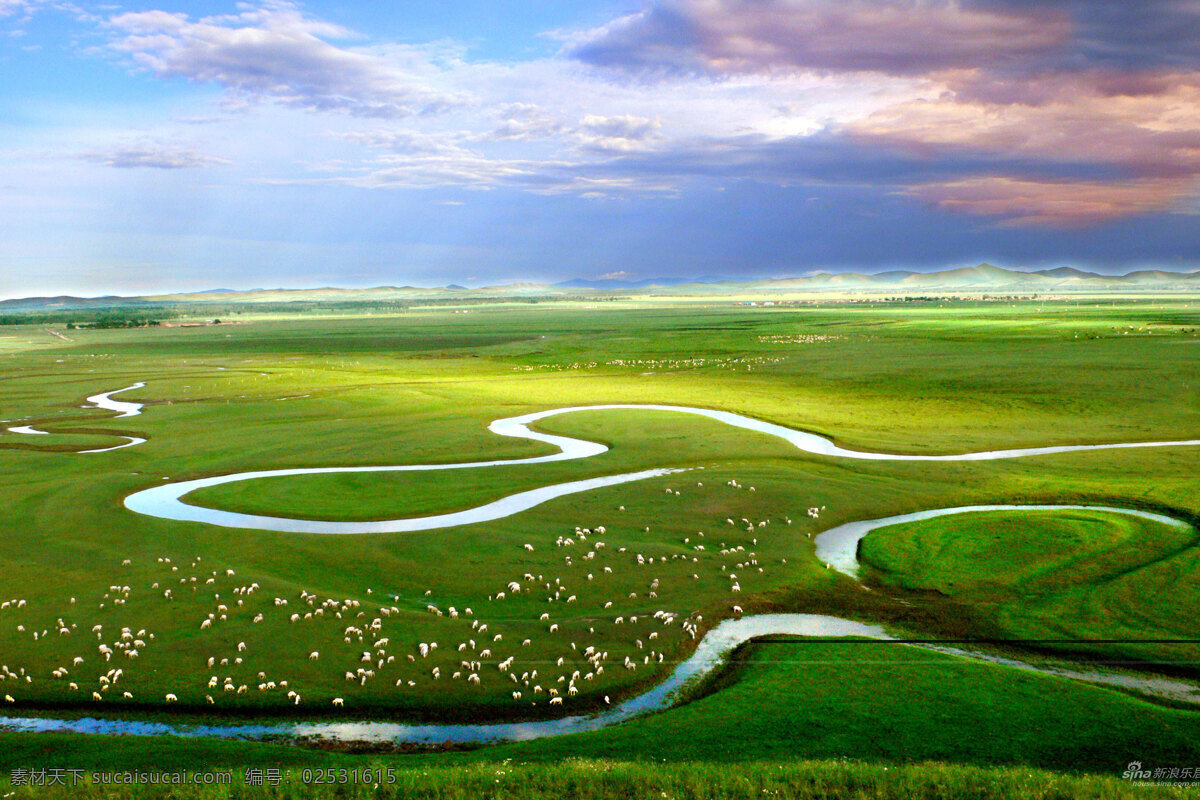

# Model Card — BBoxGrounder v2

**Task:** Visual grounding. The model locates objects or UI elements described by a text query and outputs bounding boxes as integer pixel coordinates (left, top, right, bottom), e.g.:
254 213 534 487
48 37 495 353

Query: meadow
1 297 1199 797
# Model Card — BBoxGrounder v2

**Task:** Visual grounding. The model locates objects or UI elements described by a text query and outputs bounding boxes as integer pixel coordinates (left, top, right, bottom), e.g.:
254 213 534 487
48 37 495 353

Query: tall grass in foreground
1 760 1184 800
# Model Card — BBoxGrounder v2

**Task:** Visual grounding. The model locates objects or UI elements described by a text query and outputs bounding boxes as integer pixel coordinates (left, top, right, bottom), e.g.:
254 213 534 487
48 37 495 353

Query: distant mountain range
553 275 736 289
4 264 1200 310
553 264 1200 292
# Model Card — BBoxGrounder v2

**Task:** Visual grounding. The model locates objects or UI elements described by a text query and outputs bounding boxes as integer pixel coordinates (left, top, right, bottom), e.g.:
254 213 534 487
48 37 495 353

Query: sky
2 0 1199 297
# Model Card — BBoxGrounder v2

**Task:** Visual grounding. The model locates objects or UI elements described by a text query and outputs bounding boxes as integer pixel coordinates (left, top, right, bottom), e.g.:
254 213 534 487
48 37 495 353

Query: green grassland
2 298 1200 795
860 510 1200 665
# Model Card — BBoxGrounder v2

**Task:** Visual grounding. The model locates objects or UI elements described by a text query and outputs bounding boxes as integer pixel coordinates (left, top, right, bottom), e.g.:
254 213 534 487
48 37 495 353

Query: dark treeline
67 315 162 329
0 307 174 327
185 295 627 315
0 294 630 326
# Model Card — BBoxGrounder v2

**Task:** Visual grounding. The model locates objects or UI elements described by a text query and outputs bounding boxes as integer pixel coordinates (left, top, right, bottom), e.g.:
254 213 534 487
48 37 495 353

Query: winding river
7 425 48 435
0 615 887 744
124 403 1200 534
7 383 147 452
6 394 1200 743
86 383 146 418
2 609 1196 744
79 383 148 452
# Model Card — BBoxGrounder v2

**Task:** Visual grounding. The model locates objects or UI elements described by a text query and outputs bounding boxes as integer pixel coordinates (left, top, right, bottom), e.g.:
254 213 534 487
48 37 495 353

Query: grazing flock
0 475 827 715
514 356 785 373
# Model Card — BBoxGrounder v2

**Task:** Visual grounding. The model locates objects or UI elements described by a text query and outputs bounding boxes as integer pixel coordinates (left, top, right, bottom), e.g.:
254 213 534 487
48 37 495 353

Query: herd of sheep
0 477 824 716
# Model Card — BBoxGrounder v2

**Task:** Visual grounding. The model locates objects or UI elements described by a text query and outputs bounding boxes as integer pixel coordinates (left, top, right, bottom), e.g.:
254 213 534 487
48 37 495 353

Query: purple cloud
569 0 1069 77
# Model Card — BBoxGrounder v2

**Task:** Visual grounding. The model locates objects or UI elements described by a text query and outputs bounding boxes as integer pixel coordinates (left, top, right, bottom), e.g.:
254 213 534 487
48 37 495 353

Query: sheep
165 693 178 702
308 651 320 660
332 698 344 707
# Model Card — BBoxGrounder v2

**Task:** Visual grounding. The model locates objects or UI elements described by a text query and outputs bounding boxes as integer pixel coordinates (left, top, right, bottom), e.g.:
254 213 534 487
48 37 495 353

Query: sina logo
1123 762 1152 780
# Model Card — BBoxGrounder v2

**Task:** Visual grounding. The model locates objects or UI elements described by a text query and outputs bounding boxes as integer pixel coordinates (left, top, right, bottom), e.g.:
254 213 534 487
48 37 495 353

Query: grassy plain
2 297 1200 795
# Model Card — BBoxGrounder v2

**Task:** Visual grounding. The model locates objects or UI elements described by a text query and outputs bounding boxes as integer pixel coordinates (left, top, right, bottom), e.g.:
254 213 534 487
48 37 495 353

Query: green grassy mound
860 510 1200 664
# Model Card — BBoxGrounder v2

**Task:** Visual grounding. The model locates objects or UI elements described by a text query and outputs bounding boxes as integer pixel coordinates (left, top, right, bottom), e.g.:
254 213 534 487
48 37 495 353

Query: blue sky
2 0 1199 297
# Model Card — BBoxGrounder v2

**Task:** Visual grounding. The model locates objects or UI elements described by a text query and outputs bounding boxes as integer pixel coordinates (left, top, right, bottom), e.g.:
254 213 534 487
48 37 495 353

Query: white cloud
270 147 680 198
0 0 33 18
339 128 466 155
576 114 662 151
105 3 462 118
484 103 566 141
81 146 230 169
